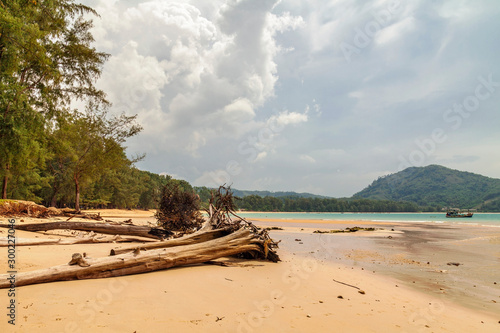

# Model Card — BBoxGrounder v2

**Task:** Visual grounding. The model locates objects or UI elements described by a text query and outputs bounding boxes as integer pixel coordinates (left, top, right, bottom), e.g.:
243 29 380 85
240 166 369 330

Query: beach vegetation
0 0 154 210
155 181 204 232
0 0 109 199
45 109 142 211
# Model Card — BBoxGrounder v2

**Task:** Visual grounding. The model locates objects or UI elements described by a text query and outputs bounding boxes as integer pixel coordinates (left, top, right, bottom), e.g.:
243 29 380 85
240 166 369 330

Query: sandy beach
1 210 499 332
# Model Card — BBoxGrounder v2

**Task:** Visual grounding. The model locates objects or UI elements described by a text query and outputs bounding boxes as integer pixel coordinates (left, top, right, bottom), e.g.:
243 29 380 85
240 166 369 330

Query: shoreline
249 217 500 228
245 215 500 229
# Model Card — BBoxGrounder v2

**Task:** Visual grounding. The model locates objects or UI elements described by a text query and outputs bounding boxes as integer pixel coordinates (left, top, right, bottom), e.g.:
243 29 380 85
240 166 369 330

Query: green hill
353 165 500 211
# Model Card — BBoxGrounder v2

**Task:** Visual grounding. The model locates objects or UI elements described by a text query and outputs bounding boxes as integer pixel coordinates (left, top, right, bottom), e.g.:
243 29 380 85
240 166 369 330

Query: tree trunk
0 221 172 240
50 187 58 208
1 174 7 199
2 163 8 199
0 235 155 247
0 228 264 288
74 175 80 212
110 227 233 255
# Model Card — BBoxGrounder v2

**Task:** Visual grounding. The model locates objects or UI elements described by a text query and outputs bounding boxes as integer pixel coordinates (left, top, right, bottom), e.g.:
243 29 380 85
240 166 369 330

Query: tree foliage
0 0 108 112
1 0 109 200
234 195 423 212
0 1 150 209
38 167 174 210
46 109 142 211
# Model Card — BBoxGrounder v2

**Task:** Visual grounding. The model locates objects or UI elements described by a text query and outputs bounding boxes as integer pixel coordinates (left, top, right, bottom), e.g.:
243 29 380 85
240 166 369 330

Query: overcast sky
81 0 500 197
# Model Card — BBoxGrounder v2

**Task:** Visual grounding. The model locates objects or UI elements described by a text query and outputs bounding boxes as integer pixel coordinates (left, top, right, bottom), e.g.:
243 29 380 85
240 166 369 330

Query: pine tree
0 0 109 198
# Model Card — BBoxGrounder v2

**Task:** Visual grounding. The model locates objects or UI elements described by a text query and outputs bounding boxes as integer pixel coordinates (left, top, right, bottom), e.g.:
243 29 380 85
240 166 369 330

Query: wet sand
255 219 500 316
0 211 499 332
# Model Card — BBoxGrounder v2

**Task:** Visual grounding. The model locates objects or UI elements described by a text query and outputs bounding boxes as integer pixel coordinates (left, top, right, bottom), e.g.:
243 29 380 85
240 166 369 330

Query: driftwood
64 212 103 221
332 278 361 290
0 221 172 240
0 235 155 247
0 186 280 288
68 253 91 267
0 200 102 220
110 227 233 255
0 228 266 288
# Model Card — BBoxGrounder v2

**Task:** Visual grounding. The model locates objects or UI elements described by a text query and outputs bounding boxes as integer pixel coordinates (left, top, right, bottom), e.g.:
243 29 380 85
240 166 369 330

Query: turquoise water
237 212 500 227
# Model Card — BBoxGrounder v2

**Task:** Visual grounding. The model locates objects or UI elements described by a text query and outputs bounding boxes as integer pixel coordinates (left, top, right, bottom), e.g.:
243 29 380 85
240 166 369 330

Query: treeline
51 169 194 210
237 195 438 212
479 198 500 212
194 190 438 212
8 162 194 210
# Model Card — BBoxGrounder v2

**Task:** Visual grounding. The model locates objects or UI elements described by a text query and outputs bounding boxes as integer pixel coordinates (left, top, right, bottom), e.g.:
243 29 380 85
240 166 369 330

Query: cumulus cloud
267 110 308 128
82 0 500 196
90 0 305 158
300 154 316 163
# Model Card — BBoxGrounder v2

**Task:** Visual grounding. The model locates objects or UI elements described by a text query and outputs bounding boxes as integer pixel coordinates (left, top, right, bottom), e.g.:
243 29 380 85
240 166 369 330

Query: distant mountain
354 165 500 211
231 189 329 199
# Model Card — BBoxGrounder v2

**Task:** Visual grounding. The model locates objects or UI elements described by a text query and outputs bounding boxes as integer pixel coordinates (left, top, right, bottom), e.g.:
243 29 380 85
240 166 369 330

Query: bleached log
0 221 171 240
110 227 232 255
0 228 266 289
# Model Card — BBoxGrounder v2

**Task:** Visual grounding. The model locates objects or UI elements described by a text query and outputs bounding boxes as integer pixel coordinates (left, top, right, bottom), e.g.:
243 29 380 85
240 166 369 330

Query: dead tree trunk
0 235 155 247
0 228 266 288
0 221 172 240
74 175 80 212
110 227 233 255
1 164 8 199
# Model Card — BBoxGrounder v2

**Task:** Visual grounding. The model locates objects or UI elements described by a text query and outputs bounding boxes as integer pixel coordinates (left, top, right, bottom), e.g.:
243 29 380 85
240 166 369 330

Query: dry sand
0 210 499 332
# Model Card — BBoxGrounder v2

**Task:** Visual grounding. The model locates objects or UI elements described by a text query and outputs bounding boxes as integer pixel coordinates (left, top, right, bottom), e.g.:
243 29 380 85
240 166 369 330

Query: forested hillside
354 165 500 211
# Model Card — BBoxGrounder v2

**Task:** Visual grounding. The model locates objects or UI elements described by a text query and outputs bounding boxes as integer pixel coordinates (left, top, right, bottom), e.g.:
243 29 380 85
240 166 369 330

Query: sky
81 0 500 197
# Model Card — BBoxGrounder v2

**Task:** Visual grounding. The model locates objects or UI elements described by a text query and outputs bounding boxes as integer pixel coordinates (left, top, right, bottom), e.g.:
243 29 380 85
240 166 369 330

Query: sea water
237 212 500 227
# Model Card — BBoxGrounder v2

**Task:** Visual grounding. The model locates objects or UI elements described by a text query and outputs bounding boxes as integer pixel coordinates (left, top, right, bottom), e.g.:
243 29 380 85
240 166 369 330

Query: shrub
155 183 204 231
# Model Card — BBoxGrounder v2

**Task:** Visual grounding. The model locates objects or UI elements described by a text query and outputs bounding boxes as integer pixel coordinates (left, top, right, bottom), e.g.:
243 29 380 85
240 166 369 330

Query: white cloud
87 0 305 160
268 110 308 127
375 16 415 45
222 98 255 122
255 151 268 162
82 0 500 196
300 154 316 163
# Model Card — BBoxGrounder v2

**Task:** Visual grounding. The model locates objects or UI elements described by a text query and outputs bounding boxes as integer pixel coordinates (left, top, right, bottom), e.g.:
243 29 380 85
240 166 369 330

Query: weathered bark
0 221 172 240
0 200 103 220
0 235 155 247
110 227 233 255
50 189 58 208
74 175 80 212
2 162 9 199
0 228 264 288
2 172 7 199
64 212 103 221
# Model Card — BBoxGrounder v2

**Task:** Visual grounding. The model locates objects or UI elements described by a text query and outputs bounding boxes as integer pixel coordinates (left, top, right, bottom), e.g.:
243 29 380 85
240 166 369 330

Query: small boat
445 208 473 218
